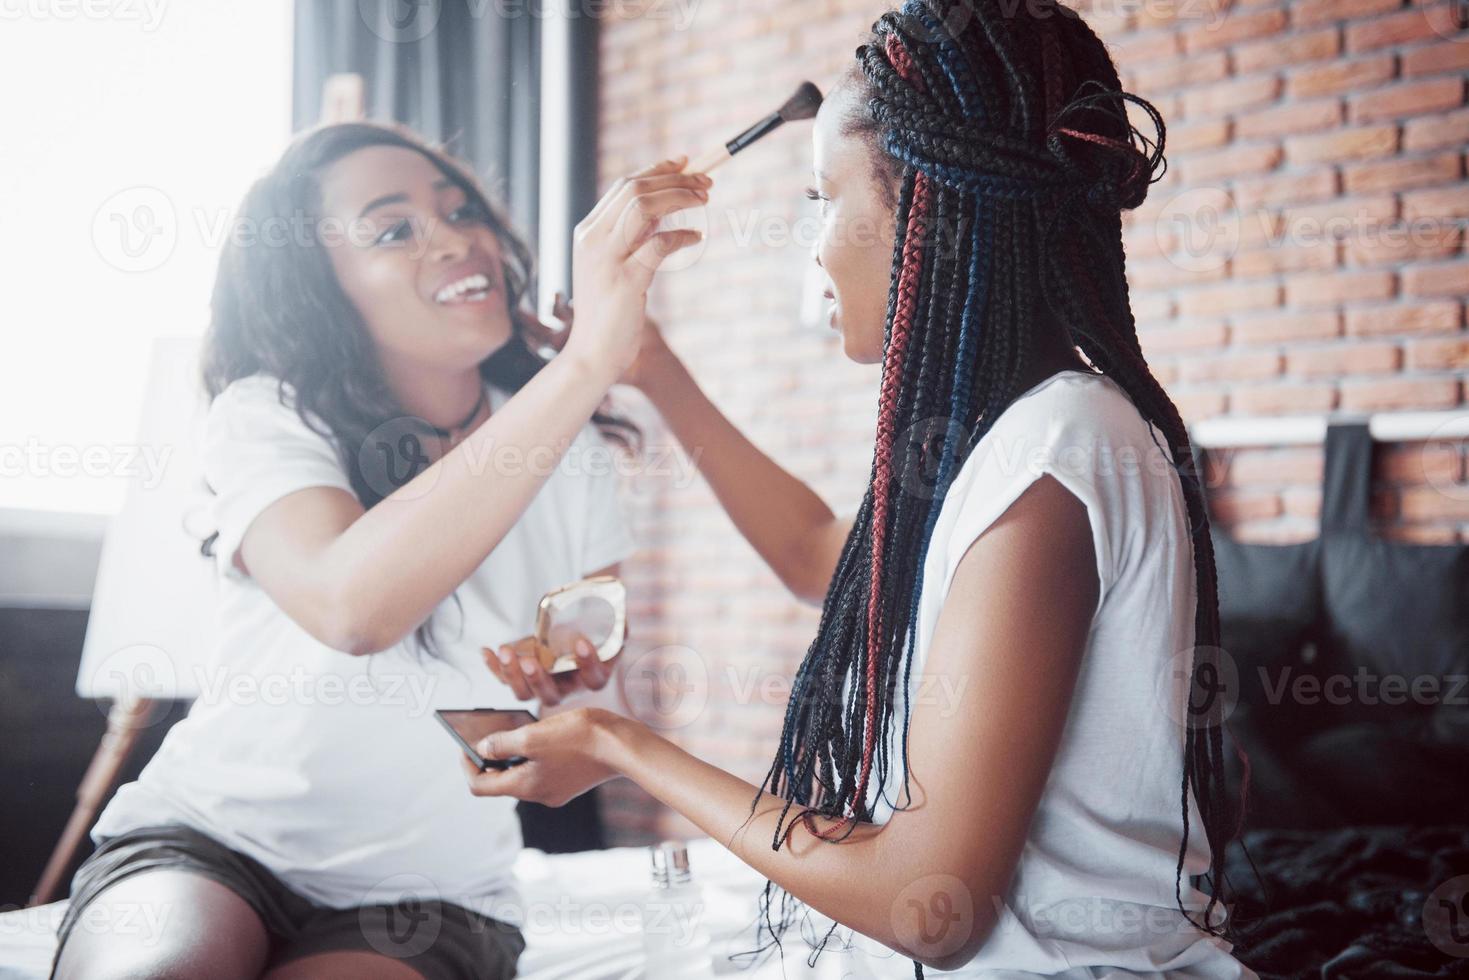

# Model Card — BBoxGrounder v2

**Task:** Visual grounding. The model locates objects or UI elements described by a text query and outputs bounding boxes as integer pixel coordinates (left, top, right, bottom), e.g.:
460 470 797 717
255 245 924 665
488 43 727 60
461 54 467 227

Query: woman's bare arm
468 474 1100 970
234 159 708 655
635 344 852 604
240 354 624 655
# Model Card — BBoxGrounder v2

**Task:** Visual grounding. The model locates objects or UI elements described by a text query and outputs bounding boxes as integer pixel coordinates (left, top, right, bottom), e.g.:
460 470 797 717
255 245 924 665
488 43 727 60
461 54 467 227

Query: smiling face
809 82 900 365
317 145 514 374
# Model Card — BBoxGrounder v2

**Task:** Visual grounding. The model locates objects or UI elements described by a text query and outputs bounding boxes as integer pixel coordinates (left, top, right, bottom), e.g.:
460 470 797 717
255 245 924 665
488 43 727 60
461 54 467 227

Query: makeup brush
690 81 824 174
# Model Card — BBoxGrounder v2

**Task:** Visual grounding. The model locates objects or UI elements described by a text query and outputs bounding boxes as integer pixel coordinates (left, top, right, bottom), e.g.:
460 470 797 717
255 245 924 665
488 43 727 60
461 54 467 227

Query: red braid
850 34 932 831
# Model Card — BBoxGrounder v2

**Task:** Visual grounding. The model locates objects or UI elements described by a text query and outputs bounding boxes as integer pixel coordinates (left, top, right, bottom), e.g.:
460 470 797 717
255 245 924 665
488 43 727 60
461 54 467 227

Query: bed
0 838 891 979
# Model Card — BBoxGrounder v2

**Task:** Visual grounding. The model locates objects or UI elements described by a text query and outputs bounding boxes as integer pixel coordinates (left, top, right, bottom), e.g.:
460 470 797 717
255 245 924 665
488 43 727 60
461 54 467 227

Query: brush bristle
778 81 824 122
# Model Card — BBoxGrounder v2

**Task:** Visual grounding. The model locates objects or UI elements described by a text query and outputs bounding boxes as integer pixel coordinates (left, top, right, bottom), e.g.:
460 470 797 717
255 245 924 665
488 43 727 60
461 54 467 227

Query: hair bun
1045 82 1167 213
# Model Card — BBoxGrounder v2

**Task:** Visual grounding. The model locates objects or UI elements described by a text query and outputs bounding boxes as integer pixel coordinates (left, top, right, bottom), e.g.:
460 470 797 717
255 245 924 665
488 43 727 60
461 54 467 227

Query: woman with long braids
465 0 1252 976
50 123 708 979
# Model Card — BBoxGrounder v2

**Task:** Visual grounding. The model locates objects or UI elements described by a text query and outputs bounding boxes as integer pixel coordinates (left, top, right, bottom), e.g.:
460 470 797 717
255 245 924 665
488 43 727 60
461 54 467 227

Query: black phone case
434 708 536 771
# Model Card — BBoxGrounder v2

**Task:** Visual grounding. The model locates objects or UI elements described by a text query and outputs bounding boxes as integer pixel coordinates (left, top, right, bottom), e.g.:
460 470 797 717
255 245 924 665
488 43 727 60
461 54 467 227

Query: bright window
0 1 293 515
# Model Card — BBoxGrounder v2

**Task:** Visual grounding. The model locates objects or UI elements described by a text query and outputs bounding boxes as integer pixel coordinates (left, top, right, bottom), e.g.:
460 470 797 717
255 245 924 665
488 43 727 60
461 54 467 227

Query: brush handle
689 146 732 174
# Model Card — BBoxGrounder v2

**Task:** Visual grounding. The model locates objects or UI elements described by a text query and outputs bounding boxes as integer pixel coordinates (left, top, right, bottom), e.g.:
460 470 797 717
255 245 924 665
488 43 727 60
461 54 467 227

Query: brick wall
593 0 1469 842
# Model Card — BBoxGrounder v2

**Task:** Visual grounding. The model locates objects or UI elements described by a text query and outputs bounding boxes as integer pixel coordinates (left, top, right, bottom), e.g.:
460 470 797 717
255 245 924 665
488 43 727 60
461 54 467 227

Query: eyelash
804 187 824 202
376 201 489 246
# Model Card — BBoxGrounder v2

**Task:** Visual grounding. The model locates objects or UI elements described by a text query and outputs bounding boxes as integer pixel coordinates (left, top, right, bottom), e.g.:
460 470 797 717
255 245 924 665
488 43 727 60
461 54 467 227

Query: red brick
1232 241 1339 278
1229 448 1325 485
1235 99 1342 140
1138 320 1230 354
1232 311 1342 344
1292 0 1402 28
1344 224 1465 266
1281 488 1322 519
1403 107 1469 150
1340 376 1462 410
1350 78 1466 122
1286 342 1402 377
1131 52 1230 93
1288 55 1397 99
1178 350 1284 382
1209 491 1283 523
1345 301 1463 336
1346 6 1460 52
1183 8 1289 53
1284 125 1399 165
1178 281 1283 317
1232 170 1339 210
1232 382 1339 414
1384 524 1463 544
1167 119 1232 153
1406 335 1469 370
1403 262 1469 297
1343 153 1463 194
1182 75 1283 117
1377 441 1465 484
1285 270 1397 308
1402 185 1469 222
1403 40 1469 75
1172 388 1230 420
1399 484 1469 522
1109 30 1183 64
1183 143 1284 183
1232 28 1341 73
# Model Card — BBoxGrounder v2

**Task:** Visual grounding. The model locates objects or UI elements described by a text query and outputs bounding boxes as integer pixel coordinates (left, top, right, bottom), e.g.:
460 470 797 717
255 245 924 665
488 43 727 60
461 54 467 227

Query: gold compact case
533 575 627 674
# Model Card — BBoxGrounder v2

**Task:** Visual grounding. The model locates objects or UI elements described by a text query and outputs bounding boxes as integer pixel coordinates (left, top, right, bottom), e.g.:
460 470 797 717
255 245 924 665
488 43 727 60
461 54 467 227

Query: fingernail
497 647 513 665
520 657 537 675
476 737 492 755
699 174 713 186
576 638 592 657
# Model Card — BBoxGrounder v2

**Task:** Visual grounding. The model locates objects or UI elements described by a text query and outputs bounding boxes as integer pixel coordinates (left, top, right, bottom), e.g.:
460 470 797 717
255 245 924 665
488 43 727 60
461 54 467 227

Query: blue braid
908 0 985 121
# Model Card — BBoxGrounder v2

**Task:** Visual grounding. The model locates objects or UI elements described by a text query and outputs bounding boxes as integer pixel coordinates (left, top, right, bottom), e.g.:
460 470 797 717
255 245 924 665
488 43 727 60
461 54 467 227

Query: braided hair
750 0 1239 971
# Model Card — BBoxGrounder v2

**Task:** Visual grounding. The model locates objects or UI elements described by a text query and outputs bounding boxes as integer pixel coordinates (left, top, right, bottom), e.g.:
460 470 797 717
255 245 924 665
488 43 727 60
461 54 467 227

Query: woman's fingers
518 310 568 352
611 187 709 259
579 156 691 230
511 638 564 706
572 635 611 690
495 643 534 701
629 229 705 275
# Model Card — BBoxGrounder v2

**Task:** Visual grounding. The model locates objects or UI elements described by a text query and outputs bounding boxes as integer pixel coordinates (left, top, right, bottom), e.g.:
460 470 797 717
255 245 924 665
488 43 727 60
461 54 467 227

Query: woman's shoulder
211 372 301 413
204 372 336 448
993 369 1159 450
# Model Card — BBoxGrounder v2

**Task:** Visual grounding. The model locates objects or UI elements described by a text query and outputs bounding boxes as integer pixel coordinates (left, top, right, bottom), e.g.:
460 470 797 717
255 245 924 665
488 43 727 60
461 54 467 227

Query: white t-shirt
92 372 635 914
837 370 1255 978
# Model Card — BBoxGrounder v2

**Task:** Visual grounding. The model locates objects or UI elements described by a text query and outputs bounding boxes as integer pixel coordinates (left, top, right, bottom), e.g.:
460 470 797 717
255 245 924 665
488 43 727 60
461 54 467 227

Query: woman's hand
527 294 681 390
562 157 710 381
481 635 616 708
460 706 631 807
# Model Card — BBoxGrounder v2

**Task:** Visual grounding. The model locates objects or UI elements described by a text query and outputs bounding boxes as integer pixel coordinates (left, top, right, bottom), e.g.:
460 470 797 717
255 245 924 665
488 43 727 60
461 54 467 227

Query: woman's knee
51 868 270 980
261 951 425 980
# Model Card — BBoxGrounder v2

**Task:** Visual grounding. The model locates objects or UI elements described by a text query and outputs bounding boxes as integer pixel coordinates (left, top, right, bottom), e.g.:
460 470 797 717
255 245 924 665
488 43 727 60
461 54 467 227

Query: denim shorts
51 823 525 979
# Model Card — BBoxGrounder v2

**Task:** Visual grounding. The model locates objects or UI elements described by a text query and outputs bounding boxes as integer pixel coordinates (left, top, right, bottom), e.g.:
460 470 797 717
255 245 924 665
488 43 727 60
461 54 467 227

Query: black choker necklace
426 384 488 438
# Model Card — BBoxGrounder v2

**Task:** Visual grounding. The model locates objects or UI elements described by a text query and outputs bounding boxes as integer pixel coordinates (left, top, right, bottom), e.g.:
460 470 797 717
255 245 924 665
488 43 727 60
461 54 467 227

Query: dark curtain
292 0 542 242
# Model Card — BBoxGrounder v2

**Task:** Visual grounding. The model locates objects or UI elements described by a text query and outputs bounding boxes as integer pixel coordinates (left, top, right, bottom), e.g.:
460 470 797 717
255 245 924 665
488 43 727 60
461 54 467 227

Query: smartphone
435 708 537 771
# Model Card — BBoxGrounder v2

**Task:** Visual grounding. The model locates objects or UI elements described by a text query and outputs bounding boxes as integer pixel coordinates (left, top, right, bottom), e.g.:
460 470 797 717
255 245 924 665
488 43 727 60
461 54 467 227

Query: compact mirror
534 575 627 674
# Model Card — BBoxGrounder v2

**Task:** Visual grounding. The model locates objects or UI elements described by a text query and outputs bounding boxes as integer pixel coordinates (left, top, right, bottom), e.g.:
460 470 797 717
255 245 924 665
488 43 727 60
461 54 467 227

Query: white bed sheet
0 839 897 979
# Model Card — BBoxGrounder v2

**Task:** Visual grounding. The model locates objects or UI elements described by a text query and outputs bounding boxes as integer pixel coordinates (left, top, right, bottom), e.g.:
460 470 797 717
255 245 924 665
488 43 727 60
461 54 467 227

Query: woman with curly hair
51 123 707 979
